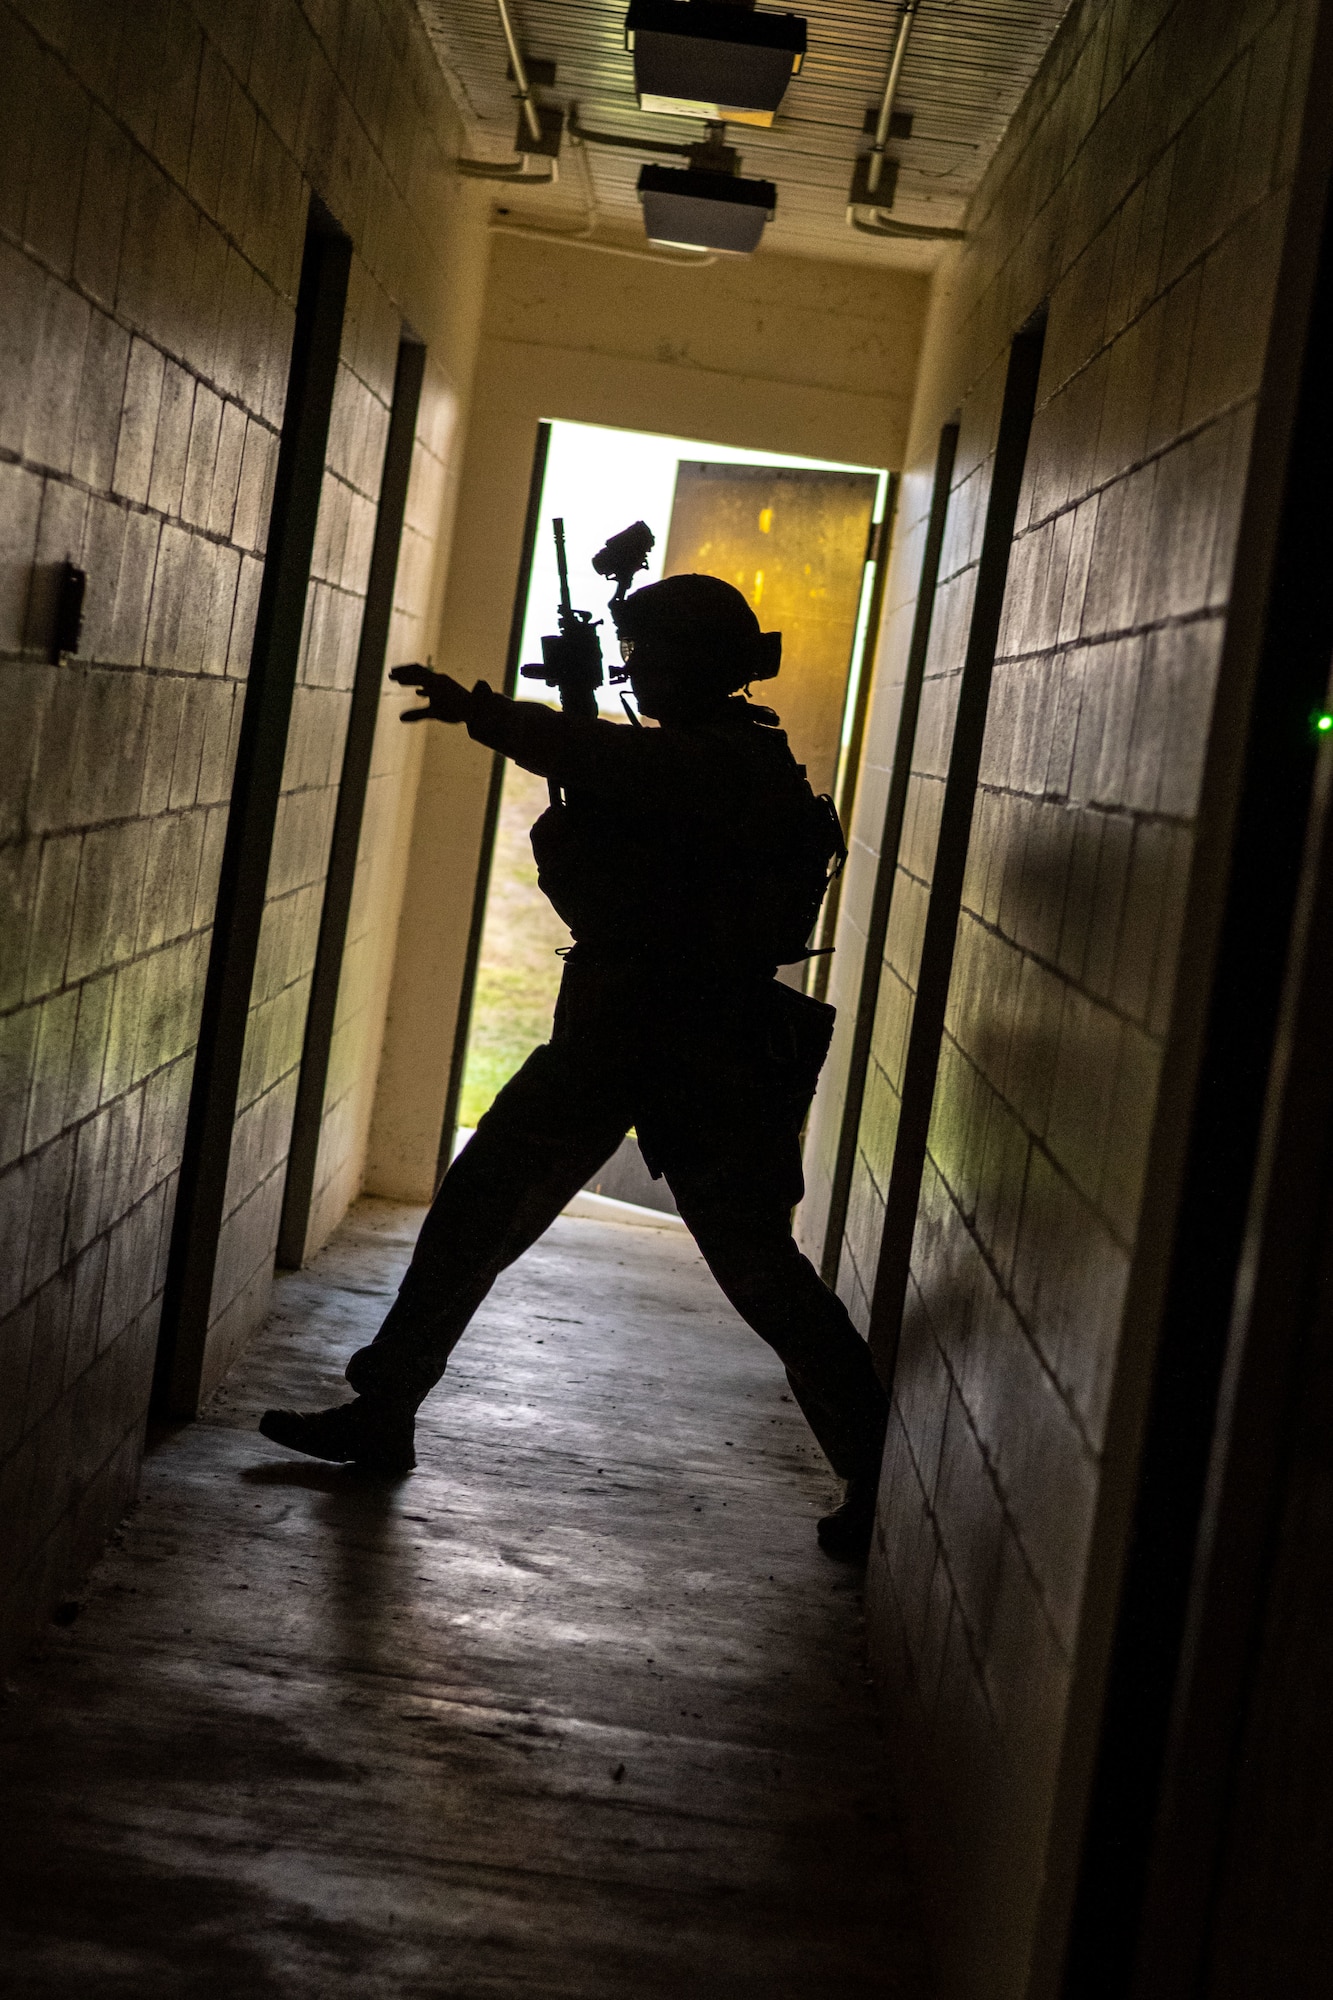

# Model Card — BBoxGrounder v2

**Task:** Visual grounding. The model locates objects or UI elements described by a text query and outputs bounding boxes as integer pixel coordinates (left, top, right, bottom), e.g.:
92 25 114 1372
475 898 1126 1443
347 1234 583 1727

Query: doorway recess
154 199 351 1418
441 418 889 1199
276 335 427 1269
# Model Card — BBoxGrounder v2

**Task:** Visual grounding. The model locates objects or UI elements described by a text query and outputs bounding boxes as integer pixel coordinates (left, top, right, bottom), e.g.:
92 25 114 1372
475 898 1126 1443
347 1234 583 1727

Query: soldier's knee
693 1227 803 1316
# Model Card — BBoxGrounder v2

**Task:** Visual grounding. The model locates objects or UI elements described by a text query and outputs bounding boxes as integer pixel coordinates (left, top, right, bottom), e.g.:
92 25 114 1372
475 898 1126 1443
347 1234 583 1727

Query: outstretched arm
387 663 745 822
390 663 473 724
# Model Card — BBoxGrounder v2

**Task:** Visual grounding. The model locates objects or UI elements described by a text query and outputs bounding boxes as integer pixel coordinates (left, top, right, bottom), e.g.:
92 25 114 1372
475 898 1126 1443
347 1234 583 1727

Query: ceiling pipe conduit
867 0 917 197
457 157 556 181
490 114 717 265
457 0 557 180
852 214 966 241
496 0 542 145
489 219 717 265
848 0 966 242
569 110 694 157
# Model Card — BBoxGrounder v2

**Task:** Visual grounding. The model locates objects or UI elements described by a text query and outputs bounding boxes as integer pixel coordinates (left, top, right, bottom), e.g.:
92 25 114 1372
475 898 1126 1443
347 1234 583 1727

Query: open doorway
452 418 889 1207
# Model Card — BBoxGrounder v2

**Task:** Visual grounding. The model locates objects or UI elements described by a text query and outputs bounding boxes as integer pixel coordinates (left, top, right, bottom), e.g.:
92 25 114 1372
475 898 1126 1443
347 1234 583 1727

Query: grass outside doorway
458 762 569 1130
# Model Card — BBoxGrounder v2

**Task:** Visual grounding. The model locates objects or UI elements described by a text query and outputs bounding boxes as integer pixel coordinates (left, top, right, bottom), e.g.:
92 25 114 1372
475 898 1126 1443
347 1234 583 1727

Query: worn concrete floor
0 1198 931 1999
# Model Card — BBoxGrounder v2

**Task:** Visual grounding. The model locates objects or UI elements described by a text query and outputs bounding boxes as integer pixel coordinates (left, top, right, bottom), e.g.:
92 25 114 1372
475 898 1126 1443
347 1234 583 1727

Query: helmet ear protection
749 631 782 681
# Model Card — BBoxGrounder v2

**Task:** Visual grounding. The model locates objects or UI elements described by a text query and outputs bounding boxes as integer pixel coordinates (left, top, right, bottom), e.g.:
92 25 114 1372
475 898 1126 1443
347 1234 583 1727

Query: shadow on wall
918 800 1156 1417
868 775 1174 1989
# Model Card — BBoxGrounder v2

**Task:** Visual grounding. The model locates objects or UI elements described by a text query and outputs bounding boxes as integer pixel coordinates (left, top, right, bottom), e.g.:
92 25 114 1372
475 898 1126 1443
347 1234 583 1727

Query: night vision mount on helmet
520 518 784 723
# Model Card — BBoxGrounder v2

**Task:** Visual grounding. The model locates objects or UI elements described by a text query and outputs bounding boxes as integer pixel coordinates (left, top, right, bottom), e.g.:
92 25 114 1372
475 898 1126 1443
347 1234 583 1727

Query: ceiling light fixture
574 110 775 254
625 0 806 128
638 162 776 251
635 122 775 253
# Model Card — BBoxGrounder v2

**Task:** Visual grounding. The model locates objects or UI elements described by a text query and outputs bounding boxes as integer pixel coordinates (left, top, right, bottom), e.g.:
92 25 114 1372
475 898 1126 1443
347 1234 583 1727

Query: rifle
521 518 655 802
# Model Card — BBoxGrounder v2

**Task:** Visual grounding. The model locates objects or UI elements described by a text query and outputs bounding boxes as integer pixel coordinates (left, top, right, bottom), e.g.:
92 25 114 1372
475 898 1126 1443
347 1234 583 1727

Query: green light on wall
1318 713 1333 734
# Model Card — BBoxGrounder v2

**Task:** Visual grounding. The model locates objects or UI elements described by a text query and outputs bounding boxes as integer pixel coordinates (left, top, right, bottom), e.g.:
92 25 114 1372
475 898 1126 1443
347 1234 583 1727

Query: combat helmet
613 573 782 695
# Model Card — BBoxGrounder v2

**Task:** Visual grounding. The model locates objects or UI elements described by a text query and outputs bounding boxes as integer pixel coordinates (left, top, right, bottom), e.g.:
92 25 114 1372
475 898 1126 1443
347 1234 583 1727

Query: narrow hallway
0 1200 931 1999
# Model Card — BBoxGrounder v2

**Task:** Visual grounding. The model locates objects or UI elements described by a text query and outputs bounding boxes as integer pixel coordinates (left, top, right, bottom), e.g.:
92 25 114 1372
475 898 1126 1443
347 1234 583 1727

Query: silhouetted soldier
261 574 888 1558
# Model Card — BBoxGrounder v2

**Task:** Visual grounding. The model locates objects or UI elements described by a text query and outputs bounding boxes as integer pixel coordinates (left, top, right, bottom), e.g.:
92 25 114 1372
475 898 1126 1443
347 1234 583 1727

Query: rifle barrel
552 517 572 624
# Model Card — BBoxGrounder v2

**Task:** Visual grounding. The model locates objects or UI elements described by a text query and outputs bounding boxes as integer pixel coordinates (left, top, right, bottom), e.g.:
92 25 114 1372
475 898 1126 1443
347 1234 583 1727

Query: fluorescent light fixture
637 163 777 252
625 0 806 128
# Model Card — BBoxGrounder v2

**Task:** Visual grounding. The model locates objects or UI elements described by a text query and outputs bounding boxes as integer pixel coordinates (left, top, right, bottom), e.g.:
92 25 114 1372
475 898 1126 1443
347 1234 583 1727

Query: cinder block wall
801 0 1317 1992
0 0 488 1659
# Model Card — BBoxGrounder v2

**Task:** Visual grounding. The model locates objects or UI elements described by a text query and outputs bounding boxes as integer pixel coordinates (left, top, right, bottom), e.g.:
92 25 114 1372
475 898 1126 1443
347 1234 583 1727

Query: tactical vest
528 707 845 975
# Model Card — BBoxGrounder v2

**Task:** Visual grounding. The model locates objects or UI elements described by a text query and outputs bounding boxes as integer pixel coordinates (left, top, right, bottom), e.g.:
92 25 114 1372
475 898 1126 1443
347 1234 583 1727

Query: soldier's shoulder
706 700 794 751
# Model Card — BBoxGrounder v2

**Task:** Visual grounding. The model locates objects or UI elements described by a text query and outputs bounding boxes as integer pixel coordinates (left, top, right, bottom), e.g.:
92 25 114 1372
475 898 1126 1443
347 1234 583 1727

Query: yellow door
663 463 878 798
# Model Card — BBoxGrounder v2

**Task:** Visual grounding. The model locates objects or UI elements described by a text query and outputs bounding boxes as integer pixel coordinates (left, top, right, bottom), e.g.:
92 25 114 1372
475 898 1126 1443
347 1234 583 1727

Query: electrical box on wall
52 560 86 663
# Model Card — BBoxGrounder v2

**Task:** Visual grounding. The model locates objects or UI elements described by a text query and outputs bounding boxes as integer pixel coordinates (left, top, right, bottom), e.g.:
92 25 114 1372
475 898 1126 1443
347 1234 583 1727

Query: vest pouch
763 981 836 1113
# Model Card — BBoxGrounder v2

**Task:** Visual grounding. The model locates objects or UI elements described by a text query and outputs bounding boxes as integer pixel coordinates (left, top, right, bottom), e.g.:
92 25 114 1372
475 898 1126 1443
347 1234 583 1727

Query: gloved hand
389 662 473 724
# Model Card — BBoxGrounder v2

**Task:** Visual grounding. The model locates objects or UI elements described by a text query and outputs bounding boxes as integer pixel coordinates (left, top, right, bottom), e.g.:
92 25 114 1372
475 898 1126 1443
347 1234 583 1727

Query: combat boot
258 1396 416 1473
817 1474 878 1561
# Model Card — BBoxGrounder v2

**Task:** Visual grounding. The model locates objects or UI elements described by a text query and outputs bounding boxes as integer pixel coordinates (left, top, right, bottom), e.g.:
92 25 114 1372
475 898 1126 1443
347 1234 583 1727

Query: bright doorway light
459 418 889 1138
520 420 888 715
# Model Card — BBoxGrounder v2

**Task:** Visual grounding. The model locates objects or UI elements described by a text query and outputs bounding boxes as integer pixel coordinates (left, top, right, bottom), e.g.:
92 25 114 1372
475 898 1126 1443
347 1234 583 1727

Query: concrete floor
0 1198 932 1999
